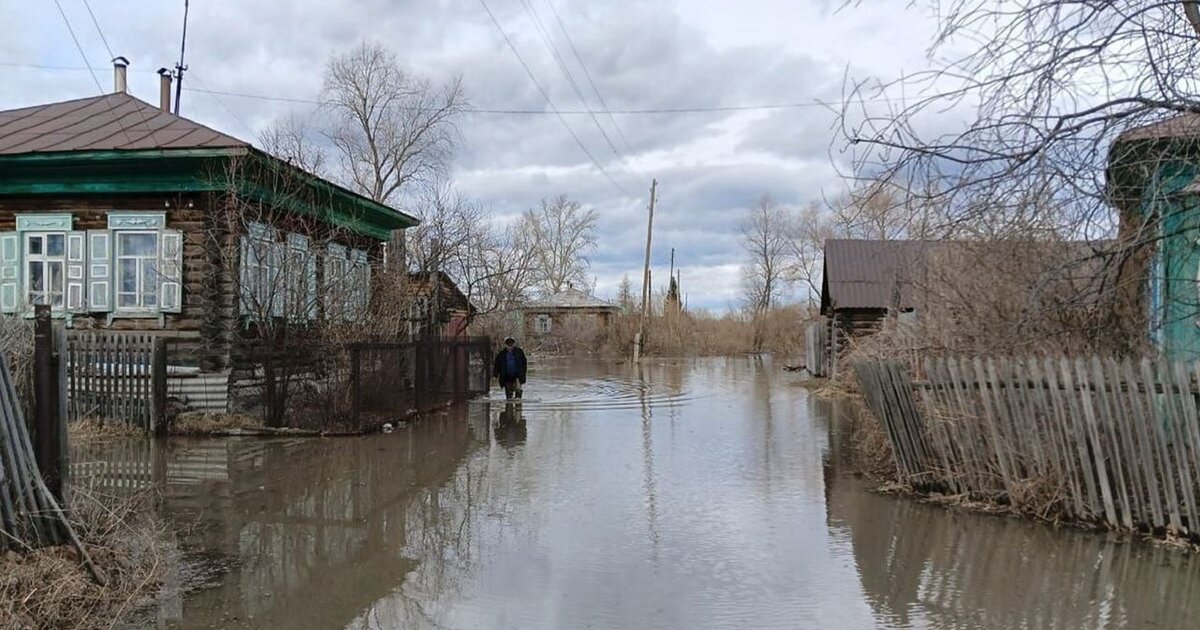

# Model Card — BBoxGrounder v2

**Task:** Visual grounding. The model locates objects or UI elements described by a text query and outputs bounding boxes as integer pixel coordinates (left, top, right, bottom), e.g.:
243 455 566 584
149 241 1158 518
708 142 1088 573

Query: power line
544 0 638 156
178 85 852 115
1 59 865 115
519 0 640 184
51 0 133 144
478 0 631 198
74 0 164 147
80 0 114 58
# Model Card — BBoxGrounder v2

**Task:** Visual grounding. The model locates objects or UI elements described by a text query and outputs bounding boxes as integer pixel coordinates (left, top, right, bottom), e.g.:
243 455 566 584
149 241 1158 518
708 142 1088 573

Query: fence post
152 338 168 436
32 305 63 502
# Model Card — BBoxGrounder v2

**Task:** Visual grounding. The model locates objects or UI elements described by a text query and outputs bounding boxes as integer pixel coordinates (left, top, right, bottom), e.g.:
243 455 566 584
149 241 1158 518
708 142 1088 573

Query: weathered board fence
855 356 1200 536
65 332 168 433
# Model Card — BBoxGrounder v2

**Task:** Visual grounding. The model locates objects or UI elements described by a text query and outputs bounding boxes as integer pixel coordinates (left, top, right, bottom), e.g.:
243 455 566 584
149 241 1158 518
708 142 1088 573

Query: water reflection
821 397 1200 629
65 358 1200 630
492 402 527 449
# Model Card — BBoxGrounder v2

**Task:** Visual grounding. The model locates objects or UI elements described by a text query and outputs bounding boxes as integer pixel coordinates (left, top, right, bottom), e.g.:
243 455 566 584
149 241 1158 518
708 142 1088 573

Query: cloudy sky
0 0 940 310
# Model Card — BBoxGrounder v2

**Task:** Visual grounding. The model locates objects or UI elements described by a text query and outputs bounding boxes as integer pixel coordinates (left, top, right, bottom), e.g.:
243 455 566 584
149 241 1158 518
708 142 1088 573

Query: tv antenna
173 0 190 115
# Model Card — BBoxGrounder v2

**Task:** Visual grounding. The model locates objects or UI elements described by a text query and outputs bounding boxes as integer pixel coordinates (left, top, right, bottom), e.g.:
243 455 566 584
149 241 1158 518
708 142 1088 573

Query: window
115 231 159 309
0 213 179 316
285 234 316 321
25 233 66 307
535 313 552 334
240 223 281 317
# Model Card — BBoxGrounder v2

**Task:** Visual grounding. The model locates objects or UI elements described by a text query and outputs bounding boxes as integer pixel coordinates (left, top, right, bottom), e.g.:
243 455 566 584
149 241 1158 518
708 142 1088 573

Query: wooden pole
635 179 657 361
33 305 63 503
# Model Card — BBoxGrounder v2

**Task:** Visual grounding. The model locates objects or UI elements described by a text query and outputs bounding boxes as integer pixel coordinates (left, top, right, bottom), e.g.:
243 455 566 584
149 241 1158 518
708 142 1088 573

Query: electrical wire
1 61 863 115
519 0 641 184
478 0 632 198
544 0 638 156
50 0 134 144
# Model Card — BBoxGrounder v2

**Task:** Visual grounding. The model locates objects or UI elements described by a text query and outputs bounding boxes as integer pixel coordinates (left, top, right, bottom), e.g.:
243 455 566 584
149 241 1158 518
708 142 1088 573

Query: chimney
157 68 173 113
112 56 129 93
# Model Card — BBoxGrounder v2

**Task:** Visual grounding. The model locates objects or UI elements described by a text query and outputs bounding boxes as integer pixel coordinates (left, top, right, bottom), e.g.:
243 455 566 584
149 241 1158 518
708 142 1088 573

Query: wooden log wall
855 356 1200 537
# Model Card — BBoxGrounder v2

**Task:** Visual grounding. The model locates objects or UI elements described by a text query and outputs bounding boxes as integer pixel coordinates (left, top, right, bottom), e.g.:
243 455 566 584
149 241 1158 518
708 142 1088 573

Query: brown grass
69 418 145 442
0 489 167 630
170 411 262 435
848 406 900 483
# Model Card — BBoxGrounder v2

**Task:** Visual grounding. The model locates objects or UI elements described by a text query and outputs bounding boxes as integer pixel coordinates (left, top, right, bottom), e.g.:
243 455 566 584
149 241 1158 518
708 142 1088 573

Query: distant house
820 238 1117 350
522 288 617 340
820 239 929 338
1107 114 1200 359
0 60 417 411
404 271 475 338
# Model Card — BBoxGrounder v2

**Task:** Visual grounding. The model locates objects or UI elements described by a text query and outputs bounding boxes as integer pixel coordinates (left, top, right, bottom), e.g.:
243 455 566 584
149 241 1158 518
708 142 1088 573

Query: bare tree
259 113 328 177
323 42 467 205
740 194 794 351
208 155 378 428
838 1 1200 238
789 202 836 306
517 195 599 295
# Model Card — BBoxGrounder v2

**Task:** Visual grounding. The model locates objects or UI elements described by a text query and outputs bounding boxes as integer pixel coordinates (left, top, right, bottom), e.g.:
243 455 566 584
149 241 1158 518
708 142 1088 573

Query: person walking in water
493 336 528 399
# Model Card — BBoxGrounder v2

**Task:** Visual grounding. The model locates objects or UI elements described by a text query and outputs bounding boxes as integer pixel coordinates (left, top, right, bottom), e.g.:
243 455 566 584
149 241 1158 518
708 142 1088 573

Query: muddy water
72 357 1200 629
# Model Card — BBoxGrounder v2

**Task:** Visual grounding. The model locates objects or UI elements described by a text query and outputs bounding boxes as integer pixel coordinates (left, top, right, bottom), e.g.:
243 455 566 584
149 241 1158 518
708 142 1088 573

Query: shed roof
821 239 929 313
1113 113 1200 144
524 288 617 310
0 93 247 154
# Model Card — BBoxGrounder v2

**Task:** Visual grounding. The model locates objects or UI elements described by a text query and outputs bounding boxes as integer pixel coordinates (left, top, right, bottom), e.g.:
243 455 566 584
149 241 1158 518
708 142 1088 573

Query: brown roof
821 239 929 313
0 93 247 155
1115 113 1200 144
524 288 617 311
821 239 1113 315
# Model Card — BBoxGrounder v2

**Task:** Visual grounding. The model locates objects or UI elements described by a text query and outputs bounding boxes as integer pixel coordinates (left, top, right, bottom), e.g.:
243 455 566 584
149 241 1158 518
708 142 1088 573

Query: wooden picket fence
66 332 168 433
855 356 1200 536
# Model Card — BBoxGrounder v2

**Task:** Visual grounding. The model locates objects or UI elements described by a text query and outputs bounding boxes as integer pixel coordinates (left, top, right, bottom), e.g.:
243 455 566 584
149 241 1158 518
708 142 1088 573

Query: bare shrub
0 489 166 630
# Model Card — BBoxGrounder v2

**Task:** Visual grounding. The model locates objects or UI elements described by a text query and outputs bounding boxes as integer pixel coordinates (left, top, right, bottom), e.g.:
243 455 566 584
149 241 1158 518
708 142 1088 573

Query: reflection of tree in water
347 401 560 629
826 459 1200 629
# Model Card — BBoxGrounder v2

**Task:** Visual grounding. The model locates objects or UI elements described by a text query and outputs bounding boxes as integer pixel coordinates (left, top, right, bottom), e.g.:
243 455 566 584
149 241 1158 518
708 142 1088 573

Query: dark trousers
501 378 523 399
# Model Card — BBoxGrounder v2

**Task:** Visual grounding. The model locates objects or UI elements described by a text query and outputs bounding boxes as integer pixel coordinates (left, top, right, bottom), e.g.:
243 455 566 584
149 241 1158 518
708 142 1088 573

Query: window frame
23 231 67 309
113 229 161 312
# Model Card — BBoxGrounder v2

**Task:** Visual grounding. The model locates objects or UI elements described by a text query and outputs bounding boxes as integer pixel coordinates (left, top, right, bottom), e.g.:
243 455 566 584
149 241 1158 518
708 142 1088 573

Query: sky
0 0 941 311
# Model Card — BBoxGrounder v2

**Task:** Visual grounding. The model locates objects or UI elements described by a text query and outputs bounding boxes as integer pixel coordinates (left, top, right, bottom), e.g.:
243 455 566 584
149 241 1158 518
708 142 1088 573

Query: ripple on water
471 376 703 411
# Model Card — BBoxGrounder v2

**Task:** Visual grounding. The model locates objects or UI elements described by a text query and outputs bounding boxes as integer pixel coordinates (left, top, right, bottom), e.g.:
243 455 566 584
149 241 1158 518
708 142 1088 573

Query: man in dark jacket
493 336 528 399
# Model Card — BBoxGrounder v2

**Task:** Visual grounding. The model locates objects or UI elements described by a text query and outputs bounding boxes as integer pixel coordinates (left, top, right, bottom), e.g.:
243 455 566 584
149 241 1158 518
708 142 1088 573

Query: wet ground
72 357 1200 629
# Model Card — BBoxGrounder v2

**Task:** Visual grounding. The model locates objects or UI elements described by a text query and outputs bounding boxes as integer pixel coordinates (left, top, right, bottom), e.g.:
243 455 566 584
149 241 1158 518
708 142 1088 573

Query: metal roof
1114 113 1200 144
0 93 247 154
821 239 930 312
524 288 617 310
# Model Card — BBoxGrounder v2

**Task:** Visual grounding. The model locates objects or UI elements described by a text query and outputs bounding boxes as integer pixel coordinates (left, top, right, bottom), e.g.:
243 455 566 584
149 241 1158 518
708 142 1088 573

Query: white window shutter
159 230 183 313
269 241 285 318
0 233 19 313
325 243 346 321
65 231 87 312
86 230 112 312
350 249 368 321
239 236 253 315
305 250 318 321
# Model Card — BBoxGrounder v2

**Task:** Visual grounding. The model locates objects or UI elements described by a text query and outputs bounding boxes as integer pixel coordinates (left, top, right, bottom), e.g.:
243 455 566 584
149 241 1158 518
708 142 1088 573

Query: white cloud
0 0 940 311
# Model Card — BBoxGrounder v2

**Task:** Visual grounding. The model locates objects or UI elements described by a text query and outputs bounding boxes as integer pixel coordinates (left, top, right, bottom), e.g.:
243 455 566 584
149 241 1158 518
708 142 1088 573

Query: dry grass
69 418 145 442
848 406 900 483
170 411 262 435
0 489 167 630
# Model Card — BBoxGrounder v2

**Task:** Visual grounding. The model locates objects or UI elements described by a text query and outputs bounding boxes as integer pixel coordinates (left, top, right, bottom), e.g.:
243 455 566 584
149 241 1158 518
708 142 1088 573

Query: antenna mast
173 0 190 115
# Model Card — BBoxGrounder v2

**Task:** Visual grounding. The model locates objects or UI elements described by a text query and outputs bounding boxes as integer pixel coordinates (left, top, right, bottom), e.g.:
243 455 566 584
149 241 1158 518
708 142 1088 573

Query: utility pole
173 0 190 115
635 179 657 361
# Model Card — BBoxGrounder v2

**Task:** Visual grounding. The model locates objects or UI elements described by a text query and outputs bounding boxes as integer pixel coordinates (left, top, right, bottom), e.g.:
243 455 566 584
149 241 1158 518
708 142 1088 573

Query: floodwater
71 357 1200 629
